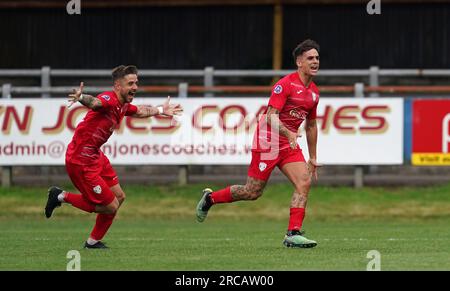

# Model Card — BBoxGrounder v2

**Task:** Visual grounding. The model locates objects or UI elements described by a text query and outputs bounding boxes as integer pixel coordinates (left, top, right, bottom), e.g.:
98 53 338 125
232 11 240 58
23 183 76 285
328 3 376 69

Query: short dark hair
292 39 320 63
112 65 138 82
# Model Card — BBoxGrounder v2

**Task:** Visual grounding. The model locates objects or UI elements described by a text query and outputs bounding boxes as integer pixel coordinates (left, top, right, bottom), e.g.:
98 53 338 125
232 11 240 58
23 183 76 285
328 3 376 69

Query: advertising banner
0 98 403 165
412 99 450 166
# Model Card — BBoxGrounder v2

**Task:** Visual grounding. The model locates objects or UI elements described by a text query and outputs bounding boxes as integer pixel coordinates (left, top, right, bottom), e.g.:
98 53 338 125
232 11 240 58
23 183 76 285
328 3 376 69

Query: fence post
369 66 379 174
369 66 379 97
41 66 51 98
354 82 365 98
204 67 214 98
1 84 12 187
353 82 365 188
203 67 215 175
178 82 188 98
2 83 11 98
40 66 52 182
177 83 189 185
354 166 364 188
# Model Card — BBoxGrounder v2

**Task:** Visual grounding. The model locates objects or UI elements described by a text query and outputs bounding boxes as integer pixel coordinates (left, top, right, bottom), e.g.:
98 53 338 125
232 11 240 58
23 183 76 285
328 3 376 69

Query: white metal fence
1 66 450 188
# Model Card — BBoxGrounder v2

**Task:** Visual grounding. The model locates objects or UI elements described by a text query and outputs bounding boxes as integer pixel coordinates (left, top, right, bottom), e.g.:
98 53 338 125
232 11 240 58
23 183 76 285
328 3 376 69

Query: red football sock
211 186 233 204
288 208 305 231
90 213 116 241
64 193 96 213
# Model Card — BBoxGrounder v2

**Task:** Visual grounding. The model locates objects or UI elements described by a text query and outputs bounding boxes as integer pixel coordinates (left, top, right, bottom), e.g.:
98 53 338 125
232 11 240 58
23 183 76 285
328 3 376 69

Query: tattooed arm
78 94 103 110
68 82 102 110
266 106 299 149
132 105 160 118
132 96 183 118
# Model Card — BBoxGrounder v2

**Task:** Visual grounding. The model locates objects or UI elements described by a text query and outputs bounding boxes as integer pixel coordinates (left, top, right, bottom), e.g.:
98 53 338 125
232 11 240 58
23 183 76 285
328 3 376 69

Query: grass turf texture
1 183 450 270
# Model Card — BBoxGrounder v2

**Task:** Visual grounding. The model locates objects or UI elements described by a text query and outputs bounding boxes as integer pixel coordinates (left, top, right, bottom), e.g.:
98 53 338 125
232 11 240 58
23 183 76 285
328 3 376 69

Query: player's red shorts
248 147 306 181
65 153 119 205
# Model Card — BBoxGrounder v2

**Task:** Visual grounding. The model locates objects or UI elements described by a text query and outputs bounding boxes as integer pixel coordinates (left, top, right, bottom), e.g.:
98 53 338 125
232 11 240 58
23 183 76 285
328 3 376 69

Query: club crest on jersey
93 185 102 194
312 92 318 102
273 85 283 94
101 95 110 101
259 162 267 172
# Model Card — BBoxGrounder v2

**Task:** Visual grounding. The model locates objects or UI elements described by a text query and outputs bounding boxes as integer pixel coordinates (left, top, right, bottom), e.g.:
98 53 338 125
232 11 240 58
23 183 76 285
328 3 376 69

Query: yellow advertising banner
412 153 450 166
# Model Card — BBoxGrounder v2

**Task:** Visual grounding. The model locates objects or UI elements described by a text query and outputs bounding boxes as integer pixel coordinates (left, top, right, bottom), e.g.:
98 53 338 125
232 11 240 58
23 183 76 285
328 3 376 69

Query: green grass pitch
1 183 450 270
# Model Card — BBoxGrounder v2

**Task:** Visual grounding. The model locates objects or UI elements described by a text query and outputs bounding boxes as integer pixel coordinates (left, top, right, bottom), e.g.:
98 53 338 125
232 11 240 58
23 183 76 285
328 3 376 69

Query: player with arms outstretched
45 65 183 249
196 40 322 248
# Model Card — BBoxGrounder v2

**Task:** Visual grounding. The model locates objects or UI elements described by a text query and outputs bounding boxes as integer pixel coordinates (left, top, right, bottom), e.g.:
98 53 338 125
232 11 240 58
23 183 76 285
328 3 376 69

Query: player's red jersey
253 72 319 152
66 91 138 165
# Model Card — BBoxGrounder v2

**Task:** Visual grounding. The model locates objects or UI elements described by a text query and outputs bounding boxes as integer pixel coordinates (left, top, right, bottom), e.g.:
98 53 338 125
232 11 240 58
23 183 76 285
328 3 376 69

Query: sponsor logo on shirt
289 109 308 120
101 95 111 101
273 85 283 94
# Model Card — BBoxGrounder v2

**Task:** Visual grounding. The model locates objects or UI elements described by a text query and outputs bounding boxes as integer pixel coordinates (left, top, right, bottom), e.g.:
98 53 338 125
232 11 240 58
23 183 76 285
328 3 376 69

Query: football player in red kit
196 40 322 248
45 65 183 249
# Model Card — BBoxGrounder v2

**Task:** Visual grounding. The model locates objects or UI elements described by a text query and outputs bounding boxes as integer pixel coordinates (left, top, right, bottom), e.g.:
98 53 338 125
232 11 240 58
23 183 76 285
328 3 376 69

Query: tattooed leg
279 162 313 233
291 191 308 208
281 162 312 207
230 176 267 201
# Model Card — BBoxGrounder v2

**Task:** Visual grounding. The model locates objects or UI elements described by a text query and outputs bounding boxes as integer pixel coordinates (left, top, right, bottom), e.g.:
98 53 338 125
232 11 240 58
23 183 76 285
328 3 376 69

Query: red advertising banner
412 99 450 165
